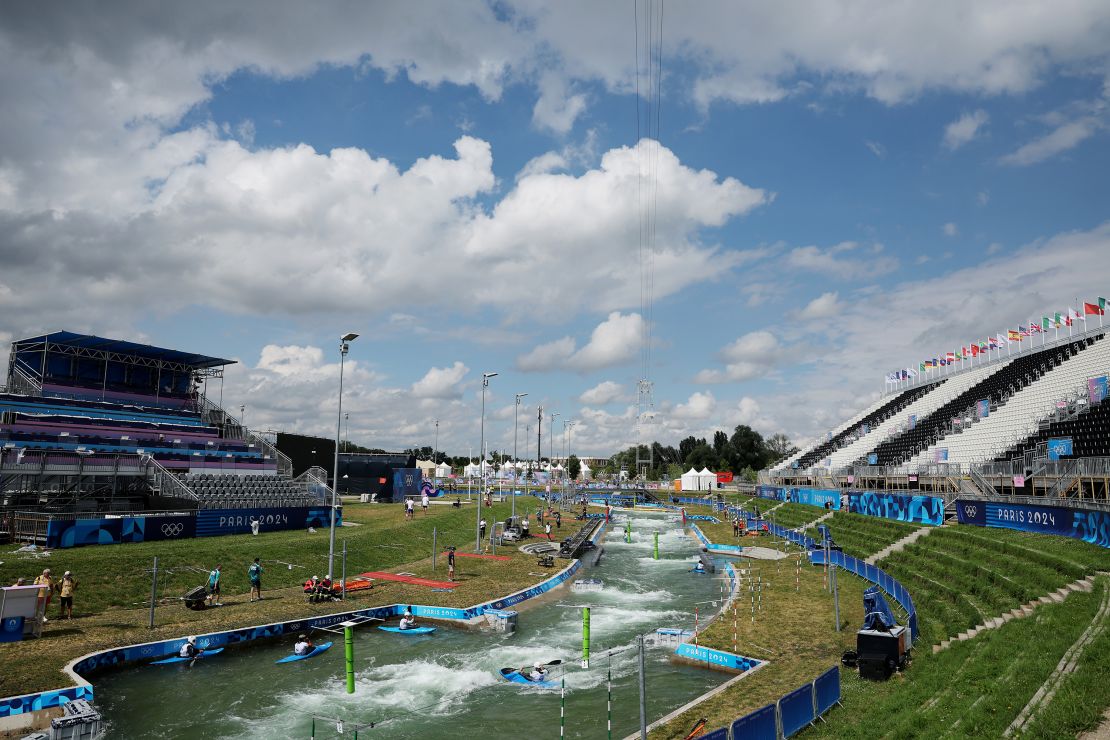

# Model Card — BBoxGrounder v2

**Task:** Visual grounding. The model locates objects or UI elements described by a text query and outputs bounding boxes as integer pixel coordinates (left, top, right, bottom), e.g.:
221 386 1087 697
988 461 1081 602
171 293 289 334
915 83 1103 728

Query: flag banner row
886 296 1107 385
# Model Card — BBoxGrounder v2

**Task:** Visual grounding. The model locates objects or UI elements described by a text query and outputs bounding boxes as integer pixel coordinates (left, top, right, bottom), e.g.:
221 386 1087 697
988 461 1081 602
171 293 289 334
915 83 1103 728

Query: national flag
1030 321 1041 334
919 362 927 372
906 368 917 378
1085 302 1105 316
1069 307 1084 322
1019 325 1031 336
988 337 999 349
1055 311 1069 327
979 340 988 352
1042 317 1052 332
947 352 956 363
1008 330 1022 342
970 344 979 357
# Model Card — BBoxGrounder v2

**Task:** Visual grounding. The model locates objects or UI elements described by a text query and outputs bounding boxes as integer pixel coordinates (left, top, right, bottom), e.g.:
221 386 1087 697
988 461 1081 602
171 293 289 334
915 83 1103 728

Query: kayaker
293 634 314 656
694 561 705 573
179 636 202 659
399 613 416 630
528 662 548 682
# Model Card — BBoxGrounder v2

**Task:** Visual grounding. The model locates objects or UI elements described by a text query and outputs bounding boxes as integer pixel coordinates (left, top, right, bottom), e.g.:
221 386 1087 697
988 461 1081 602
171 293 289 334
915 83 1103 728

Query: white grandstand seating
908 334 1110 468
772 391 908 471
823 362 1005 469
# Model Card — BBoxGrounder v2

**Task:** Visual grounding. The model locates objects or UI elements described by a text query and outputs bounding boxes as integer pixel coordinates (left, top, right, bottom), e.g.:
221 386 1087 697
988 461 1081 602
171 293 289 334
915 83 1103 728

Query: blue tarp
862 586 897 631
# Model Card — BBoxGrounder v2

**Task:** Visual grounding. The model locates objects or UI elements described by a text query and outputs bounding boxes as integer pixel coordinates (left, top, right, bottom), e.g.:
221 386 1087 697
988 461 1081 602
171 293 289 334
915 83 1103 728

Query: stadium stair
865 526 934 565
931 574 1097 654
908 334 1110 468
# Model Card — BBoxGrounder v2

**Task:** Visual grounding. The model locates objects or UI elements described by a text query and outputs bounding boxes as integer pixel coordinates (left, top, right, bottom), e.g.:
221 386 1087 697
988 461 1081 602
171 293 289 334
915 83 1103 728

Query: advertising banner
933 448 948 462
45 514 196 548
976 399 990 419
955 499 1110 548
195 506 334 537
867 453 878 465
847 491 943 526
1089 375 1108 404
908 414 917 430
1047 438 1073 461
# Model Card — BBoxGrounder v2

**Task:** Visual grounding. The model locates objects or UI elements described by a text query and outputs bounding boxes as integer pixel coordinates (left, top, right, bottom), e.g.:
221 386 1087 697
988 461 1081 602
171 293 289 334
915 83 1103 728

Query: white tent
680 467 701 491
416 459 436 477
698 467 716 490
463 462 481 477
434 462 452 478
579 462 592 480
479 460 494 474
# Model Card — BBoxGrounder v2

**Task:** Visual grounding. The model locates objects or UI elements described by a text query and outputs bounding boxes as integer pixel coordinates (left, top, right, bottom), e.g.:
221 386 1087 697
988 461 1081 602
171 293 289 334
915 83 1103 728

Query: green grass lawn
0 497 556 616
821 512 919 559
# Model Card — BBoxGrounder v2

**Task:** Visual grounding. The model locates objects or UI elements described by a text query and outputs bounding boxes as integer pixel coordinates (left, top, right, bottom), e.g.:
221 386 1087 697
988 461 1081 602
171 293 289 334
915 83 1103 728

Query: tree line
604 425 797 482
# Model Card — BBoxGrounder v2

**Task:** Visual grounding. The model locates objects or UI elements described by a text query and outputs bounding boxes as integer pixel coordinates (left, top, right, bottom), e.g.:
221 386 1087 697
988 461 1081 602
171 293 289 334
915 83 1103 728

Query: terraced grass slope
821 511 919 560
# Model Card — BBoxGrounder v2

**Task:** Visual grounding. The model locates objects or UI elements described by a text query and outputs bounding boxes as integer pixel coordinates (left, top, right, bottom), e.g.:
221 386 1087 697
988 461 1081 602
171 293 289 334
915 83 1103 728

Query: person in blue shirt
207 565 221 606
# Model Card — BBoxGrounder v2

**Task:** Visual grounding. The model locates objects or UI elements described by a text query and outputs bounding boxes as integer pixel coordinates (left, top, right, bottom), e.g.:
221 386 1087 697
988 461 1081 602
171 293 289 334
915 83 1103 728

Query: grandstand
767 318 1110 506
0 332 328 542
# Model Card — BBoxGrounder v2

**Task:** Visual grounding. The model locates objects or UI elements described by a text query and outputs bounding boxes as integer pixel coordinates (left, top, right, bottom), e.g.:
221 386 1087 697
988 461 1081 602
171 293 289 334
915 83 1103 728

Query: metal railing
292 465 333 505
143 455 200 502
955 491 1110 514
0 448 152 475
197 395 293 476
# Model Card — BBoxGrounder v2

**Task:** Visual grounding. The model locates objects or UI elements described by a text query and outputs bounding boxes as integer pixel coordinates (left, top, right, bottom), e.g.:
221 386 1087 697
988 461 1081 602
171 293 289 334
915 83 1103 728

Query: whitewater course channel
95 510 740 738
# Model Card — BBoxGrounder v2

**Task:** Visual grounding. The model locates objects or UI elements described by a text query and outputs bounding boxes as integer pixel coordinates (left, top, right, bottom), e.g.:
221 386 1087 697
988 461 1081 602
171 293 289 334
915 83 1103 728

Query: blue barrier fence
702 666 841 739
810 549 919 641
756 485 944 527
767 522 816 550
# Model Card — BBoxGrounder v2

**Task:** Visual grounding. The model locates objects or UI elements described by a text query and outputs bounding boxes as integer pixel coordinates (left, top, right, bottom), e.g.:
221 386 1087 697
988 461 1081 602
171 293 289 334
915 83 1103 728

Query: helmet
533 662 542 669
187 636 196 644
299 634 306 639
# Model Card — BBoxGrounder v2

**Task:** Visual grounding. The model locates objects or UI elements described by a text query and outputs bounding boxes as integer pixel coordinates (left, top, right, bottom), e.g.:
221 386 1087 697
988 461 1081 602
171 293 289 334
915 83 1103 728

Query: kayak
689 569 708 575
377 626 437 635
276 641 333 664
499 668 558 689
151 647 224 665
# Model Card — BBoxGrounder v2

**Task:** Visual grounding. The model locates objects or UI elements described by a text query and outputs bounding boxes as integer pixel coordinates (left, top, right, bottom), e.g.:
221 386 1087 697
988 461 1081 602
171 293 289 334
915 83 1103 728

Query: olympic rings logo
161 522 184 536
962 505 977 519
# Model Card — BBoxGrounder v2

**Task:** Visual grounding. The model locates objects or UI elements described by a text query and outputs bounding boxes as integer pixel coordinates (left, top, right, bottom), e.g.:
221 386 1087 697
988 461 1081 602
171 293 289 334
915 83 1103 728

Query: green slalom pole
582 607 591 668
345 624 355 694
653 531 659 560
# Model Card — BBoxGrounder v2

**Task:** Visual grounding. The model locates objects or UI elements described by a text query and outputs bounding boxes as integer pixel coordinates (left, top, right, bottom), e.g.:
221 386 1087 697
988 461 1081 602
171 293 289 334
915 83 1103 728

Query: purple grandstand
0 332 331 546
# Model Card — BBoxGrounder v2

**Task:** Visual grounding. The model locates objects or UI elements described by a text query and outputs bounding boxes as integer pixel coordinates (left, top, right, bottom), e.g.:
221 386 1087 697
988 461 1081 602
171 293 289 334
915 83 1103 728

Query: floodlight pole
513 393 527 519
478 372 497 552
329 333 358 580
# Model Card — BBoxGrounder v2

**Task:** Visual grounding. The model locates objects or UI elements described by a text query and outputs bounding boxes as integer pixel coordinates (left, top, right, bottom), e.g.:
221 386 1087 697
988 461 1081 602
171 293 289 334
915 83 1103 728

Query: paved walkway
865 526 933 565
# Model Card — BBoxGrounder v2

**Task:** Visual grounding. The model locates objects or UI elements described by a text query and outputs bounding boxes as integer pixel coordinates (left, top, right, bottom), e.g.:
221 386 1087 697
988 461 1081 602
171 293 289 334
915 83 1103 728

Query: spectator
521 516 530 538
33 568 55 622
447 546 456 582
59 571 77 619
248 558 263 602
554 511 562 529
479 518 487 540
421 491 430 514
544 522 552 540
405 497 415 520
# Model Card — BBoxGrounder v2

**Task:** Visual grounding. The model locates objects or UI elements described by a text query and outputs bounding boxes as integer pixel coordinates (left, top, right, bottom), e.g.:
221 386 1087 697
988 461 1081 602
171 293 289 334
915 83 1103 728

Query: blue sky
1 2 1109 459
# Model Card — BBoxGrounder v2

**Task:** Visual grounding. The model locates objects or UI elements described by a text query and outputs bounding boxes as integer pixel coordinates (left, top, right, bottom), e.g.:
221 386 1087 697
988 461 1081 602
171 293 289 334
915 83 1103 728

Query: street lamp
239 404 246 429
549 411 560 470
328 332 358 580
513 393 527 519
478 372 498 552
564 420 576 504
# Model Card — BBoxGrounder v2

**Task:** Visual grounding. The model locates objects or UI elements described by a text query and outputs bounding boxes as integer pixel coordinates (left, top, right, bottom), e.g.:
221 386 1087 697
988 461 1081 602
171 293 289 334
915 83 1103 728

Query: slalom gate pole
148 556 158 629
345 624 355 693
832 562 841 632
732 598 738 654
432 527 437 571
796 552 800 592
607 652 613 740
694 606 699 647
560 676 566 739
653 531 659 560
638 634 648 739
583 607 591 668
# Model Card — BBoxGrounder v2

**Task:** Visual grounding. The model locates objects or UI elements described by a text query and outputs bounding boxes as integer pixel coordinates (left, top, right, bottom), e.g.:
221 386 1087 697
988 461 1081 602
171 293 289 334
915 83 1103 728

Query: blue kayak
152 647 224 665
689 569 708 575
377 626 436 635
500 668 558 689
276 642 333 664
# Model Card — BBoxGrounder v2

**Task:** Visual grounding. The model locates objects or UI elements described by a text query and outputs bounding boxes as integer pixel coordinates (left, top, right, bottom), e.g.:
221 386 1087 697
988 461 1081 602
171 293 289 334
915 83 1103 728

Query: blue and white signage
674 643 760 672
1047 437 1073 461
